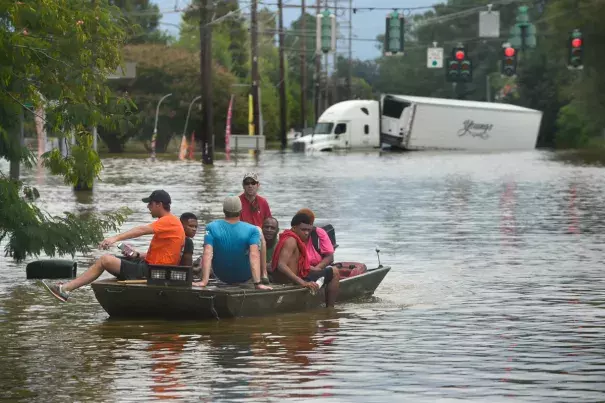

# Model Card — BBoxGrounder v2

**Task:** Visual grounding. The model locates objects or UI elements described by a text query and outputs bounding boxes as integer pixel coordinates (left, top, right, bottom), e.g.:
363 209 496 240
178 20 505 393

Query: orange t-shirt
145 214 185 265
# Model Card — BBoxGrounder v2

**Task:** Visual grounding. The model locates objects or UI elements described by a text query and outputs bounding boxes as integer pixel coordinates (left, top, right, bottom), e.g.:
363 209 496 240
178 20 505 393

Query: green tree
0 0 131 261
285 12 317 124
111 0 172 44
102 44 238 152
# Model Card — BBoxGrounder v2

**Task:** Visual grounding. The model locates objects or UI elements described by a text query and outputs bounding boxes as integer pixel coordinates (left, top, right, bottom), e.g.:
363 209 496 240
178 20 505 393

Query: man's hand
302 281 319 291
99 236 118 250
192 281 207 288
309 266 323 272
255 283 273 291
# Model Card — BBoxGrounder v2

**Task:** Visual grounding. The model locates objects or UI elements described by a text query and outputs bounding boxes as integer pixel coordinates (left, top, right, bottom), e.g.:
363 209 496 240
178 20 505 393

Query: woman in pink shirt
296 208 335 270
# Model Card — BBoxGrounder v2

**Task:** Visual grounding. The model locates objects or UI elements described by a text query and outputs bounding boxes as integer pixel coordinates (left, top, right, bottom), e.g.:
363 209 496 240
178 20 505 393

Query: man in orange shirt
43 190 185 302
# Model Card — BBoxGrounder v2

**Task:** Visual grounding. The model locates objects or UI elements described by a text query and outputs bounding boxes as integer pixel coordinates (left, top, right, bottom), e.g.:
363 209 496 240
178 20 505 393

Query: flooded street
1 149 604 402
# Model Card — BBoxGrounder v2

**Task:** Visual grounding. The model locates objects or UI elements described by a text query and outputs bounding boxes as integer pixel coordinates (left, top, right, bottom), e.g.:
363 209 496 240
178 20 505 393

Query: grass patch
551 139 605 167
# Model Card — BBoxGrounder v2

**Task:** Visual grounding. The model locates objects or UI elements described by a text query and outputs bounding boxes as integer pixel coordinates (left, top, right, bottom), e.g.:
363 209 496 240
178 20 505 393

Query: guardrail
228 135 266 152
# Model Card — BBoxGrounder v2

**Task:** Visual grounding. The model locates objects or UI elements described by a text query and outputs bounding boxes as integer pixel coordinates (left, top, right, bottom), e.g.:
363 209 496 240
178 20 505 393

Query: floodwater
1 149 604 402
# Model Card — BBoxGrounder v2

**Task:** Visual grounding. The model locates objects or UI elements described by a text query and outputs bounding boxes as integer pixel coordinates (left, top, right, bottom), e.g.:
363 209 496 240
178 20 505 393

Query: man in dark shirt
179 212 198 266
262 216 279 266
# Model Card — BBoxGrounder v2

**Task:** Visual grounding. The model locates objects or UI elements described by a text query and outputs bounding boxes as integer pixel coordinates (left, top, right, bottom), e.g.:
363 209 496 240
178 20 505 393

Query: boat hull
91 266 390 320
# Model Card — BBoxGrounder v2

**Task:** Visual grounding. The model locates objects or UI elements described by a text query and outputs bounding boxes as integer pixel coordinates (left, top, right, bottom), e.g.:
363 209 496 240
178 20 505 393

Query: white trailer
380 94 543 151
291 100 380 152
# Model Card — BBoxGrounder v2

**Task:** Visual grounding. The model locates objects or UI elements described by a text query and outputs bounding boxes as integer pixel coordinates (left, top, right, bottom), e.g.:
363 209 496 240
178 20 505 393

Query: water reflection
2 150 605 401
88 311 341 401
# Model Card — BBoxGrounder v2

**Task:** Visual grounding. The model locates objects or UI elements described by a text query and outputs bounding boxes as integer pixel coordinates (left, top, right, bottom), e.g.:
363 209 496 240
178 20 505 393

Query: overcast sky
151 0 438 61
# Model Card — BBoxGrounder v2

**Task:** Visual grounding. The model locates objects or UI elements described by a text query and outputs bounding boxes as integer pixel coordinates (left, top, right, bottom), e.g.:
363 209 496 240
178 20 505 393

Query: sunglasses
243 180 258 186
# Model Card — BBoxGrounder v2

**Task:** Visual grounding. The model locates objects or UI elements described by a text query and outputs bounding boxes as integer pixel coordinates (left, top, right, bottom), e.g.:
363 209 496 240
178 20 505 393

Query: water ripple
1 150 604 402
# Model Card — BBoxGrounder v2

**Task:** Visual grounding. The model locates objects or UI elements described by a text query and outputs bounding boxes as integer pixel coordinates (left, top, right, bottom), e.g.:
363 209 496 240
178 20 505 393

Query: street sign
479 11 500 38
427 47 443 68
107 62 137 79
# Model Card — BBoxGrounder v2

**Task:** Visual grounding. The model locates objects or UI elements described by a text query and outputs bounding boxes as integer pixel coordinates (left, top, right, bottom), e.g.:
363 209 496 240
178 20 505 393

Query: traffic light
384 11 404 56
501 45 518 77
568 29 583 69
459 59 472 82
446 45 472 83
316 10 336 54
446 58 460 82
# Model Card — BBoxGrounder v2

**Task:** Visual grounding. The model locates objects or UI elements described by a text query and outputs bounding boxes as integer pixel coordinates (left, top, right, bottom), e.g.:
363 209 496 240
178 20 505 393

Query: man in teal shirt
193 196 272 290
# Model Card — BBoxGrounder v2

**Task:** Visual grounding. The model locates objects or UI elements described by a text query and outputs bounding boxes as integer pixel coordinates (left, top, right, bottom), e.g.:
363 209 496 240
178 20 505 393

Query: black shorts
303 266 334 284
118 258 149 280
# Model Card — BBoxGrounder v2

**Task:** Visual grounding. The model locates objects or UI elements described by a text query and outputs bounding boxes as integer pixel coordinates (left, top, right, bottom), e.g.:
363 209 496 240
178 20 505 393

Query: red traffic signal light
504 47 515 57
455 50 465 61
571 38 582 48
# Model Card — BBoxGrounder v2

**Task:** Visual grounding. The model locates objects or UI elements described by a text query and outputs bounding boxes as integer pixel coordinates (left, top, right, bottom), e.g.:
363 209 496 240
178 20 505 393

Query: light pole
183 95 202 138
151 93 172 161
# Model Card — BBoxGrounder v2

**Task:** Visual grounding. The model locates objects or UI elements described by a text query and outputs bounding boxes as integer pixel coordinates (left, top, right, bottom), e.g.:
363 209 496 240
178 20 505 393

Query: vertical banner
225 94 234 161
178 134 188 160
150 131 157 161
188 131 195 160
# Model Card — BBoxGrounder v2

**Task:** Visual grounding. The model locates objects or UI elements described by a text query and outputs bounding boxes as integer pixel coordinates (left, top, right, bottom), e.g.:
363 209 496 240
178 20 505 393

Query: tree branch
0 87 48 123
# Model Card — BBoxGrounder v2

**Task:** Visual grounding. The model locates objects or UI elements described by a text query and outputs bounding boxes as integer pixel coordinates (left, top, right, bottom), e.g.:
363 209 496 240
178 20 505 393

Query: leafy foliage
103 44 238 151
0 179 131 261
110 0 172 44
0 0 134 261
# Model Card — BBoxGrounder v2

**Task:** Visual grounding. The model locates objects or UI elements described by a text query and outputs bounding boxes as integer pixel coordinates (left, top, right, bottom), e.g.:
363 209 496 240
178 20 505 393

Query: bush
554 103 599 149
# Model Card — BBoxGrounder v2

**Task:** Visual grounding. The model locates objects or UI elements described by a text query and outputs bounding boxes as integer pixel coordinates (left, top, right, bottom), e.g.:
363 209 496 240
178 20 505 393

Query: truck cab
292 100 380 153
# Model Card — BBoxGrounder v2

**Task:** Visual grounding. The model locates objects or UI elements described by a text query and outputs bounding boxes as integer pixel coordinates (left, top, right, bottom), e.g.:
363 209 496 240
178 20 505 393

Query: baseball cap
243 172 259 182
142 190 171 205
223 195 242 213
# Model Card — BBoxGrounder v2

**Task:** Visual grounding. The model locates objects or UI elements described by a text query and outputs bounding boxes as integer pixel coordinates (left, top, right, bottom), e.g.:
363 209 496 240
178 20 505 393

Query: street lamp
183 95 202 138
151 93 172 161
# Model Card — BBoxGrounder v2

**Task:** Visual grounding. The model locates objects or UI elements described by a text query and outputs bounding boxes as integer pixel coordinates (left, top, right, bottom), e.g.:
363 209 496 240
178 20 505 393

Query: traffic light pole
278 0 287 151
322 0 328 111
200 0 214 165
300 0 306 129
331 0 338 105
251 0 260 142
314 0 321 122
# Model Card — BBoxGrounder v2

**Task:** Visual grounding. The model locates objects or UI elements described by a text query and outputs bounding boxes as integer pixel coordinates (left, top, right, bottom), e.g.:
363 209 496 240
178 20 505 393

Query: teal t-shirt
204 220 261 283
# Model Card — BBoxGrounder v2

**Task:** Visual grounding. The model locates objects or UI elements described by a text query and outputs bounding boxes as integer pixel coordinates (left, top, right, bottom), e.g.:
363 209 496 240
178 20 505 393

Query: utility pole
322 0 329 111
314 0 321 123
200 0 214 164
347 0 352 99
250 0 261 143
300 0 307 129
278 0 287 150
331 0 338 105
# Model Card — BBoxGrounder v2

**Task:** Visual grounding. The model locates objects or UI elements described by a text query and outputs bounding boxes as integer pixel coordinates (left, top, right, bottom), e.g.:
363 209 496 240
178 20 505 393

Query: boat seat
147 264 193 286
333 262 367 278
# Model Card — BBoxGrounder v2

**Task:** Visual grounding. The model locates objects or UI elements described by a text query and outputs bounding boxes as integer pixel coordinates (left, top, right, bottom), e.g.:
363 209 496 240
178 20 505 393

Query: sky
151 0 438 61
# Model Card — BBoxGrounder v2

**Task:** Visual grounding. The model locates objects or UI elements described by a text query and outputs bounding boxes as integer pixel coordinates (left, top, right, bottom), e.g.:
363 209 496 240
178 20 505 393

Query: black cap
142 190 171 205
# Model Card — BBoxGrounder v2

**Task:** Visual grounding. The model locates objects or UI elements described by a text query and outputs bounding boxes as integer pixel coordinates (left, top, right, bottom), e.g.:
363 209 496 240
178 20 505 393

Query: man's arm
313 253 334 270
264 200 272 220
249 244 261 283
276 239 307 286
180 238 194 266
180 252 193 267
192 244 213 287
99 224 154 249
256 226 268 279
311 228 335 270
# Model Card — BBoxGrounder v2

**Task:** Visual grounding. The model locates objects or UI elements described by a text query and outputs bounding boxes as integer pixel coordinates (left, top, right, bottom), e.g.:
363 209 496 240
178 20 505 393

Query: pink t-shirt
305 227 335 267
